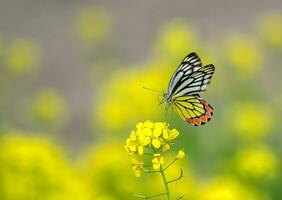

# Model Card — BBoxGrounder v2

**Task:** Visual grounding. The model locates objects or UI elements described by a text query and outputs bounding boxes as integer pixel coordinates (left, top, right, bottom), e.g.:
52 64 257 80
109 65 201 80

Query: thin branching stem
163 158 177 171
167 169 183 184
134 192 167 199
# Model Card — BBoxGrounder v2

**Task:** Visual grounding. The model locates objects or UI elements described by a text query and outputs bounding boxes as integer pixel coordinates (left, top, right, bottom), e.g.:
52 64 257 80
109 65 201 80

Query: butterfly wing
165 52 215 126
172 64 215 98
167 52 202 98
172 95 213 126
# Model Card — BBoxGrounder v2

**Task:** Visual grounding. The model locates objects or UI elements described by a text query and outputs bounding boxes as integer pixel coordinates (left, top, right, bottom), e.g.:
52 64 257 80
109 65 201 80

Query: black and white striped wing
173 64 215 98
167 52 202 98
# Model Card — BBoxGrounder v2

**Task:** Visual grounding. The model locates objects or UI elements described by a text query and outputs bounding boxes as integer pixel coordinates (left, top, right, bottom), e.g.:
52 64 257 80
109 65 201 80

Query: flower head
125 121 180 155
176 150 186 159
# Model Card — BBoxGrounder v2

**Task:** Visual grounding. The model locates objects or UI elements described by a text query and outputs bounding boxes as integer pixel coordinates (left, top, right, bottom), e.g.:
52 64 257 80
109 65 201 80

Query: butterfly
145 52 215 126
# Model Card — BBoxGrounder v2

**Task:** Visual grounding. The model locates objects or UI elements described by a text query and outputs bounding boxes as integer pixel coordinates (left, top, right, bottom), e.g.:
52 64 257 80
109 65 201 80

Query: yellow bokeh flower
257 12 282 48
224 35 263 75
94 60 170 131
152 154 164 170
0 134 90 200
198 177 266 200
176 150 186 159
235 145 278 179
5 38 40 75
30 89 69 127
155 19 199 62
83 142 159 199
230 103 272 140
74 7 111 42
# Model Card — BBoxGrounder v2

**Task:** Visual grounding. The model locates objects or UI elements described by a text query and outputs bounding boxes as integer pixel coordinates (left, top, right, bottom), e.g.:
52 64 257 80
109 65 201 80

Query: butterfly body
162 52 215 126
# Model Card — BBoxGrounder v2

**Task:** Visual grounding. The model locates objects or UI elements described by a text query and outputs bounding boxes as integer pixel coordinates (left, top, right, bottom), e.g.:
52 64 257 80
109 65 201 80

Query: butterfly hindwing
172 96 213 126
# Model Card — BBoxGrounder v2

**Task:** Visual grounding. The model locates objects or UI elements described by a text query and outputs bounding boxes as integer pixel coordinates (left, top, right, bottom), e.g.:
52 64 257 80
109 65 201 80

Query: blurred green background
0 0 281 199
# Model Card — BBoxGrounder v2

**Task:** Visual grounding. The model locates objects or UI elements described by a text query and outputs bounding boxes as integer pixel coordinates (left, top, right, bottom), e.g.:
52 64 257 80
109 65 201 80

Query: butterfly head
162 92 173 105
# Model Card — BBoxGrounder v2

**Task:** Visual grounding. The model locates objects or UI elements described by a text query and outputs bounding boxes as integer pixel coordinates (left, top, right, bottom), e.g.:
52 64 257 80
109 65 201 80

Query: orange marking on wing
186 99 214 126
193 118 201 126
201 115 208 123
187 118 194 125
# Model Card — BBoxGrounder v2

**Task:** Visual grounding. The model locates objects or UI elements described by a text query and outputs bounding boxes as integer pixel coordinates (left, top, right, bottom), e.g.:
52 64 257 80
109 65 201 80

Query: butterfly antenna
142 86 162 94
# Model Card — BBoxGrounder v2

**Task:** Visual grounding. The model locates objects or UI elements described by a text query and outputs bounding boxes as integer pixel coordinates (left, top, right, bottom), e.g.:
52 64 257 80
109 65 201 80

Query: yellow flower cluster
125 121 179 155
125 121 185 177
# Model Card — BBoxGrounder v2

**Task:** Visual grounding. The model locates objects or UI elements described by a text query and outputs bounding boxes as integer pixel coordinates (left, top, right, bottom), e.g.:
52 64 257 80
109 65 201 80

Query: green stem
159 165 171 200
163 158 177 171
134 192 167 199
151 147 171 200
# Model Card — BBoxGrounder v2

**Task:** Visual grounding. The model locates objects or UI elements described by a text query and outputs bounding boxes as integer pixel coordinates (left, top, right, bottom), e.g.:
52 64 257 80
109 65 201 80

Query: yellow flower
230 103 272 140
125 121 181 154
136 122 144 130
163 128 179 141
30 89 68 126
74 7 111 42
142 127 153 137
176 150 185 159
235 145 278 179
198 177 264 200
256 12 282 48
152 154 164 170
0 134 90 200
151 138 162 149
224 35 262 75
84 143 158 199
94 60 170 131
162 143 170 152
144 120 154 129
155 19 199 62
131 159 144 177
5 38 40 75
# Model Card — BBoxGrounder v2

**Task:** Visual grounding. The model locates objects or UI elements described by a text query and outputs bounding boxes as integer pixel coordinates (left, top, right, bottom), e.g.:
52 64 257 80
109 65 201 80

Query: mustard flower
125 121 186 199
152 154 164 170
124 120 178 155
131 159 144 177
177 150 186 159
163 128 179 141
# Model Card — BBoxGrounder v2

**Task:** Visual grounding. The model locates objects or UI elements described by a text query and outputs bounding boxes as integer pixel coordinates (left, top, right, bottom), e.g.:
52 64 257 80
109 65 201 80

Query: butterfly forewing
167 52 202 98
173 64 215 98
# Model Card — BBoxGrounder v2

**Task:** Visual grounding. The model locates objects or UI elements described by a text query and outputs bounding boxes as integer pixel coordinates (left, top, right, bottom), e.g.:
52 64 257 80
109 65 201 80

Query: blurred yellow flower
0 134 90 200
176 150 186 159
95 60 170 131
131 158 144 177
257 12 282 48
30 89 69 127
224 35 263 75
152 153 164 170
230 103 272 140
155 19 199 62
198 177 266 200
5 38 40 75
235 145 278 179
83 142 159 199
75 7 111 43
